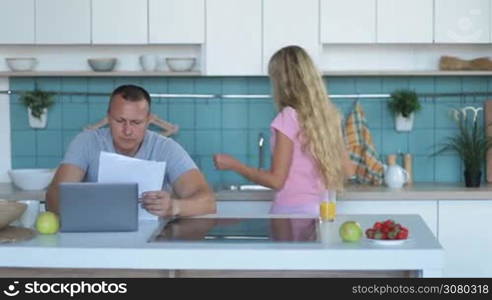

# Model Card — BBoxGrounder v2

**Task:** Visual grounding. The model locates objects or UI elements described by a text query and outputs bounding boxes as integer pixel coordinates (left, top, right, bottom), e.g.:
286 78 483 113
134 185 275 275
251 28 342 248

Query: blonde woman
214 45 355 216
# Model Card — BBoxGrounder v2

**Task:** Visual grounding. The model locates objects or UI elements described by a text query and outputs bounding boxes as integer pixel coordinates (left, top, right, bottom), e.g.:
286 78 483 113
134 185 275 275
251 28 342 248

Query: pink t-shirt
269 106 325 216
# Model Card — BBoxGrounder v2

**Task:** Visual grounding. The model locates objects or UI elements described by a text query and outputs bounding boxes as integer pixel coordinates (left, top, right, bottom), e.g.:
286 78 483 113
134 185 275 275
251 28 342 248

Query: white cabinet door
320 0 376 43
439 200 492 277
435 0 490 43
377 0 433 43
338 200 438 237
36 0 91 44
263 0 319 73
206 0 262 75
92 0 148 44
217 201 271 216
149 0 204 44
0 0 35 44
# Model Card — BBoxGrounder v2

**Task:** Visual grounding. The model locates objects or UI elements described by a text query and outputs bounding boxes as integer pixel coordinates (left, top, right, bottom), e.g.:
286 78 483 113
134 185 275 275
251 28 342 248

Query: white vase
28 108 48 129
395 113 414 132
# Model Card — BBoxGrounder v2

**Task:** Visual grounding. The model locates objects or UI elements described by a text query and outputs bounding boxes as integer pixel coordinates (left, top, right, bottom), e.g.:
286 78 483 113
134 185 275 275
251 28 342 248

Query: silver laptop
59 182 138 232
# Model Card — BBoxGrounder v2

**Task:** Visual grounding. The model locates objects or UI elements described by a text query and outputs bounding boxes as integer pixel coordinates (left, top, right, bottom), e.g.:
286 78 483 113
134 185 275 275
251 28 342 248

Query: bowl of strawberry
365 219 409 245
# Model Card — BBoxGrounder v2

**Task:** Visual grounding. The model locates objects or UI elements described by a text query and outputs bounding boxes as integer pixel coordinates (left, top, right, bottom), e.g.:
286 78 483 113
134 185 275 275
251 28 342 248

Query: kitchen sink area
223 184 271 191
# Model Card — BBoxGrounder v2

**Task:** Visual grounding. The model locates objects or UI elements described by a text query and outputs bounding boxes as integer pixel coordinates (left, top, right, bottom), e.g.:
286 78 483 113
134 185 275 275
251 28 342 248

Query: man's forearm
174 187 216 217
45 183 59 215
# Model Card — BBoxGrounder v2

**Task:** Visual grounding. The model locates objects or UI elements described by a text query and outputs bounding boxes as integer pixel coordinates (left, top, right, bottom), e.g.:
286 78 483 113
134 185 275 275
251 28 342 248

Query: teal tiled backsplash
10 76 492 187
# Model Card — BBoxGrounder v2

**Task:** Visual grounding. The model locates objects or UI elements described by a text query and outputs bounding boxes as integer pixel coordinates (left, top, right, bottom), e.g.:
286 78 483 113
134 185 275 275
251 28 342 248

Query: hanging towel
344 102 384 185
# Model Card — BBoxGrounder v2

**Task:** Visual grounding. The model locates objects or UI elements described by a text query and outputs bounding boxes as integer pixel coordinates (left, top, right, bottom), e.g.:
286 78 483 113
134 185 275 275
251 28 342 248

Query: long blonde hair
268 45 345 191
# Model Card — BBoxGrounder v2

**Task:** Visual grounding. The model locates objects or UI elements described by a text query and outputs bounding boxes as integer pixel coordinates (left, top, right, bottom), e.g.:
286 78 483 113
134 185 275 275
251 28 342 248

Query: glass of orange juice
319 191 336 222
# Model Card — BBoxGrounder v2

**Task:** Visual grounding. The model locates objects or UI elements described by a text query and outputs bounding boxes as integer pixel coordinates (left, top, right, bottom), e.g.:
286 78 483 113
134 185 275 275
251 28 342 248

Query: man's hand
213 154 240 170
141 190 174 217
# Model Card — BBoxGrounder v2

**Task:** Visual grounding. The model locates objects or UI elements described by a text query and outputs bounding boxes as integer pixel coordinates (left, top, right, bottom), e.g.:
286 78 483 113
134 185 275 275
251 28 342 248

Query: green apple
35 212 60 234
339 221 363 242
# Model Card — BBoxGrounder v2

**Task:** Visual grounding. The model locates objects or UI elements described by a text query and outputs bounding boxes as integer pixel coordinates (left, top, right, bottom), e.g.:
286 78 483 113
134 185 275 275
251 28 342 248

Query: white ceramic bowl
166 57 196 72
88 58 117 72
5 58 37 72
8 169 55 191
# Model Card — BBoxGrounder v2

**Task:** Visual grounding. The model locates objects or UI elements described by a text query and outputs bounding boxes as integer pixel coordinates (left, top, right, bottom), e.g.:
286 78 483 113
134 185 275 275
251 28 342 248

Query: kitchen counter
3 182 492 203
216 182 492 201
0 183 45 201
0 214 443 278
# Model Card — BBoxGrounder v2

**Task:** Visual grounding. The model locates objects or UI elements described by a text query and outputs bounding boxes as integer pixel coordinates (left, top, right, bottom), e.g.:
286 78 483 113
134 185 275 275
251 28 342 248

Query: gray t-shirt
61 128 197 190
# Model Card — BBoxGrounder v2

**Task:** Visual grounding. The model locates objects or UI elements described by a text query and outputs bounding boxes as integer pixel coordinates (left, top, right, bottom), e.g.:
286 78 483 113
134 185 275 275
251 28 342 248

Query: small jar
319 190 336 222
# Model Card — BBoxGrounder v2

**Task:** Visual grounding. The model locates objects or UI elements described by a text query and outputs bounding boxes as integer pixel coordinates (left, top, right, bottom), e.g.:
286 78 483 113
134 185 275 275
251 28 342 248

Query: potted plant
388 89 422 132
433 106 492 187
20 89 55 129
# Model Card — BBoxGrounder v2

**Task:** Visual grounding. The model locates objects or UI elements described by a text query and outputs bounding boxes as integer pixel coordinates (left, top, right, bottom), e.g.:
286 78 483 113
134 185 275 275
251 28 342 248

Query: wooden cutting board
485 101 492 183
0 226 36 243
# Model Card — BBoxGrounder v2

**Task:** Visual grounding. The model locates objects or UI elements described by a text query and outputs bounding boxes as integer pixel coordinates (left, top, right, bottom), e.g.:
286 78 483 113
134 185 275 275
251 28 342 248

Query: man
46 85 215 217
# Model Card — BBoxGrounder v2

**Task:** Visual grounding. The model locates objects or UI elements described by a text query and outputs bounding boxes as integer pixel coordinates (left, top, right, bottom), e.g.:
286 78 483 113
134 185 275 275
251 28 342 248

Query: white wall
0 78 11 182
320 44 492 70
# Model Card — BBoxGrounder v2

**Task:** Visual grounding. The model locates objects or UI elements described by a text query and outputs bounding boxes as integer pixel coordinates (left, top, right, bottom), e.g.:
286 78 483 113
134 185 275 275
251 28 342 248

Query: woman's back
269 106 324 216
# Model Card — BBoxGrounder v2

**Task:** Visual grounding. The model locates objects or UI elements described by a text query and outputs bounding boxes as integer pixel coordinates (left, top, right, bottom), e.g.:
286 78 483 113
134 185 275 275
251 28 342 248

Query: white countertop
4 182 491 203
216 182 492 201
0 214 443 276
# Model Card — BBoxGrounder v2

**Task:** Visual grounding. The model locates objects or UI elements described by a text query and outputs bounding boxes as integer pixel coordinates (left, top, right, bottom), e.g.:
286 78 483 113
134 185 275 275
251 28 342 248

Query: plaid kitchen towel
344 102 384 185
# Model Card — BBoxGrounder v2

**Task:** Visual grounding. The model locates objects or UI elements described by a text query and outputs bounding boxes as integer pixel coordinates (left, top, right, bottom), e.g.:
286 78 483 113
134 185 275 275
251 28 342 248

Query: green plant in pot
433 106 492 187
20 89 55 129
388 89 422 132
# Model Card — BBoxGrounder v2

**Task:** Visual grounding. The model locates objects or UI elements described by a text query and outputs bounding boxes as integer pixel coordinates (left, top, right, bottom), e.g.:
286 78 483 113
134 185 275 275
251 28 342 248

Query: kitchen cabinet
217 201 271 216
338 200 438 237
0 0 35 44
149 0 204 44
263 0 319 73
435 0 490 43
377 0 433 43
206 0 262 75
439 200 492 277
92 0 147 44
320 0 376 43
36 0 91 44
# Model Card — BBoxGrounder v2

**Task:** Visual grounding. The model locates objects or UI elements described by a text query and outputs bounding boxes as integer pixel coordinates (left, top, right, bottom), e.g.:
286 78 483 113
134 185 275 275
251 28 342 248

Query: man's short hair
109 84 151 113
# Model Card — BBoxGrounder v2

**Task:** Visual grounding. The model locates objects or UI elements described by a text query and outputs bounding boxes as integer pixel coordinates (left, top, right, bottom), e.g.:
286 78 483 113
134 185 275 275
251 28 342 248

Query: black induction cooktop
149 217 320 243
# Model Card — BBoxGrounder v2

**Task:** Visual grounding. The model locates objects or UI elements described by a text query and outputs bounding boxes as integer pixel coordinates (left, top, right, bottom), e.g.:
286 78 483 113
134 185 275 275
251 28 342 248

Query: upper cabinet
435 0 490 43
263 0 320 72
92 0 148 44
320 0 376 43
206 0 262 75
0 0 35 44
36 0 91 44
377 0 433 43
149 0 204 44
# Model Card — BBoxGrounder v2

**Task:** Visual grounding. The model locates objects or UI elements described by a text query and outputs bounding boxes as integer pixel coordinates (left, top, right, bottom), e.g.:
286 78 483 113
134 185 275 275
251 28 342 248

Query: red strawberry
373 222 383 230
366 228 375 239
387 230 398 240
383 219 395 227
373 231 384 240
397 230 408 239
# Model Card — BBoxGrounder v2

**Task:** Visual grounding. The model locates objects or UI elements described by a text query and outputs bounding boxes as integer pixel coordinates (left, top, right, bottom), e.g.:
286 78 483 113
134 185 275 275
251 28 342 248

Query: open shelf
0 71 201 77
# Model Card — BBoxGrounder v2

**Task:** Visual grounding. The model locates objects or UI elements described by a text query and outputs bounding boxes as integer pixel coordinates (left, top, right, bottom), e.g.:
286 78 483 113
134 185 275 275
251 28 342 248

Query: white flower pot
395 113 414 132
28 108 48 129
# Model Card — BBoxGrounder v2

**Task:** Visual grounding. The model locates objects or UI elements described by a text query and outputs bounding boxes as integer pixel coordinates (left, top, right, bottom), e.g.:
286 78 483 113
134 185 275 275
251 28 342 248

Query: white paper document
97 151 167 220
